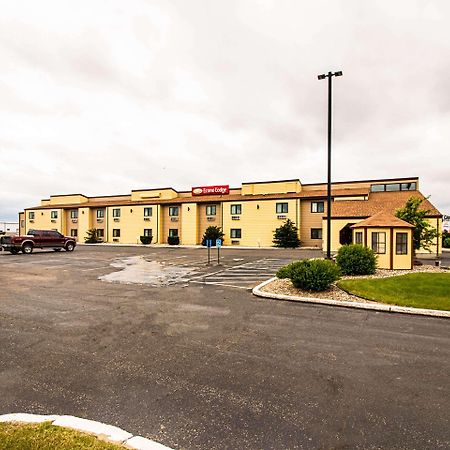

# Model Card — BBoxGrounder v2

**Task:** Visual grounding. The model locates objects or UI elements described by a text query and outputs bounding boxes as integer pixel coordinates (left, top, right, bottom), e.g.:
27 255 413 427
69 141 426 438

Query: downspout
155 205 159 244
106 207 109 243
436 217 440 258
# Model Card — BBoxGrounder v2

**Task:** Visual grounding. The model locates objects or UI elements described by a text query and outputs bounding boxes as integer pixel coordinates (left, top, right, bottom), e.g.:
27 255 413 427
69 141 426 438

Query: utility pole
317 70 343 259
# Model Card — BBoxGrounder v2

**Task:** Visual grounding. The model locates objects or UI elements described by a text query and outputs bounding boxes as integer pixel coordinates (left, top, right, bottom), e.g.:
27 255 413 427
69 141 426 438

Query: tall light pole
318 70 343 259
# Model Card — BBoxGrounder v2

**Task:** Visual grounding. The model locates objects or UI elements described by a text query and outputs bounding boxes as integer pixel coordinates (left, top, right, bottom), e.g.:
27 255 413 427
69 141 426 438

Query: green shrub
168 236 180 245
276 261 302 279
84 228 102 244
290 259 340 291
140 235 153 245
336 244 377 275
273 219 301 248
201 226 224 246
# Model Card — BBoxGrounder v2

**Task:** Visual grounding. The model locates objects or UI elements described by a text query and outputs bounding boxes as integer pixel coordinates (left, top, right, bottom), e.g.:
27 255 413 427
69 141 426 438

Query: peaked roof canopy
351 211 415 229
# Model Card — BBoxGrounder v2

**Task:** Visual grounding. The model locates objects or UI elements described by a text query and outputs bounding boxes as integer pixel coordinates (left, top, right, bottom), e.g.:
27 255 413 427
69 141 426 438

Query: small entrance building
351 212 414 270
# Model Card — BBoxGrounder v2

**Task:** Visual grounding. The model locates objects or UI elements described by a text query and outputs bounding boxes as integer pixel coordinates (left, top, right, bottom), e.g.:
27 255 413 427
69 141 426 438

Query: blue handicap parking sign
216 239 222 248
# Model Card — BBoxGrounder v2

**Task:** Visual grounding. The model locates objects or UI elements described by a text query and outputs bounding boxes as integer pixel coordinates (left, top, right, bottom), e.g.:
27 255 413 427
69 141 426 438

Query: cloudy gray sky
0 0 449 221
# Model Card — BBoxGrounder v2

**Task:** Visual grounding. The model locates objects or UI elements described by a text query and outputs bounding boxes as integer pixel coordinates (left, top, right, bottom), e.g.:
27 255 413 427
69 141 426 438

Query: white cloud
0 0 449 221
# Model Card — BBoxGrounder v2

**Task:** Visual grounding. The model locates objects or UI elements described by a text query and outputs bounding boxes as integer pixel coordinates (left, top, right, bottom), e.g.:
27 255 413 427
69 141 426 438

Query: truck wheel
10 248 19 255
65 242 75 252
53 248 62 252
22 243 33 254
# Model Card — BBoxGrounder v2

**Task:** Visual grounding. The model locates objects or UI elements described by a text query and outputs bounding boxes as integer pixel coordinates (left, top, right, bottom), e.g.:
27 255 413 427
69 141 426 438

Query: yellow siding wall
368 228 391 269
19 212 25 235
222 199 299 247
77 208 92 241
106 205 158 244
393 229 413 269
416 218 442 256
161 205 181 243
300 200 326 247
49 195 88 205
26 208 63 234
198 203 222 244
322 218 364 253
242 180 301 195
181 203 198 245
131 189 178 201
65 209 79 240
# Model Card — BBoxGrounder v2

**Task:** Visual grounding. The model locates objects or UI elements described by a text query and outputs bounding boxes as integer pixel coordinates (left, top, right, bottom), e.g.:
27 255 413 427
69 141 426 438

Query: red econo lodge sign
191 185 230 196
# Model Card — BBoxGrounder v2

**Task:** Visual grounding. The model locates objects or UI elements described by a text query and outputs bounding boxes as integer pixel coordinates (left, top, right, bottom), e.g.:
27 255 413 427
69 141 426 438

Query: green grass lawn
0 422 127 450
337 273 450 311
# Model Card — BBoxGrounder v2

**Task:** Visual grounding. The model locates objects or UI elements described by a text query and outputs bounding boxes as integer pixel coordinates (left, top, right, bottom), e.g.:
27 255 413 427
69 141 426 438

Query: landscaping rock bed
261 265 448 303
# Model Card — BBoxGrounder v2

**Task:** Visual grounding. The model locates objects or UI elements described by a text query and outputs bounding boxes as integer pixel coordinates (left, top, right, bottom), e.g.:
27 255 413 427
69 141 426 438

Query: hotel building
19 176 442 262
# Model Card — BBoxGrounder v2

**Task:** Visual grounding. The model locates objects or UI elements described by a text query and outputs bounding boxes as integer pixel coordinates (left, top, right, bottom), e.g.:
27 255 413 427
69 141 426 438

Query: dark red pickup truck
1 230 76 254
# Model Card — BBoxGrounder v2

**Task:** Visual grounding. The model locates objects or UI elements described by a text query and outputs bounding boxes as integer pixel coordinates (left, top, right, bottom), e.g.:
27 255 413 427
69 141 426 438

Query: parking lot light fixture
317 70 343 259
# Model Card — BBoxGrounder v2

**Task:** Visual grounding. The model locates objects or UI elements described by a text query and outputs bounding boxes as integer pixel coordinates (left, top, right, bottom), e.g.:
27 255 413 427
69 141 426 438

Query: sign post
216 238 222 264
206 239 212 264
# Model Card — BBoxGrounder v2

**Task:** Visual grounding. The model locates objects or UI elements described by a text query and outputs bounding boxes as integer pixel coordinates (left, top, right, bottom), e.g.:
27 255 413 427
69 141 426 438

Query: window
354 231 363 244
371 232 386 254
230 228 242 239
144 207 152 217
96 229 104 238
371 183 411 192
401 182 416 191
169 229 178 237
206 205 216 216
386 183 400 192
311 202 324 213
144 229 152 237
70 229 78 237
97 209 105 219
113 229 120 238
276 203 288 214
29 211 35 220
370 184 385 192
396 232 408 255
21 220 25 227
70 210 78 219
311 228 322 239
112 208 121 218
51 211 58 219
169 206 179 217
230 204 242 215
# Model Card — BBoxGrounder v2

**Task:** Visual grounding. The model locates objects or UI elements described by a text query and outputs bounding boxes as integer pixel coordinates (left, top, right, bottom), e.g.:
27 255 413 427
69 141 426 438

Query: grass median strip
337 273 450 311
0 421 127 450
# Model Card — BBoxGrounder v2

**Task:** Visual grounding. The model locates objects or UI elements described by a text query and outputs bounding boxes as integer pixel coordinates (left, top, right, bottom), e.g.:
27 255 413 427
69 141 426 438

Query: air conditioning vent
277 215 287 220
231 240 240 245
144 217 151 221
231 216 240 220
71 219 78 223
29 220 34 223
207 216 215 221
97 219 103 223
113 238 119 242
51 219 57 223
170 217 179 222
114 218 120 222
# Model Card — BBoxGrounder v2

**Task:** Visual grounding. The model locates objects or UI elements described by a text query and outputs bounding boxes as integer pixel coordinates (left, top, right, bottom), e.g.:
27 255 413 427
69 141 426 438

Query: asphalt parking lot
1 246 449 449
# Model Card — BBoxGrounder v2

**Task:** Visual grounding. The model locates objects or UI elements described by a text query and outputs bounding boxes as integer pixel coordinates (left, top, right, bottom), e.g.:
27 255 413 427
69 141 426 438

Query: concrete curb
252 277 450 319
80 243 320 250
0 413 173 449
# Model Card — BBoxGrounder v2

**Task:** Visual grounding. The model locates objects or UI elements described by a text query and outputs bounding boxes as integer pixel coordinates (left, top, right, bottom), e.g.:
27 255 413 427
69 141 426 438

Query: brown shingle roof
28 188 370 210
331 191 441 218
351 212 414 228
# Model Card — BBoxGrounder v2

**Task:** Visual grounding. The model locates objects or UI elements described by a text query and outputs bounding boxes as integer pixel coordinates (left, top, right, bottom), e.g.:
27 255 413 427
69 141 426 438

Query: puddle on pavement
99 256 193 286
